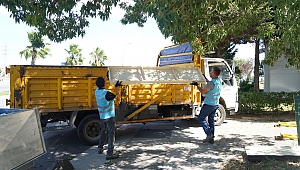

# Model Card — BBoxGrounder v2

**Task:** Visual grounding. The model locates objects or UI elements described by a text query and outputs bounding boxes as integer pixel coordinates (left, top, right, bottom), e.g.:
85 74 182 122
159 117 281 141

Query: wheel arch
74 110 98 127
219 97 227 110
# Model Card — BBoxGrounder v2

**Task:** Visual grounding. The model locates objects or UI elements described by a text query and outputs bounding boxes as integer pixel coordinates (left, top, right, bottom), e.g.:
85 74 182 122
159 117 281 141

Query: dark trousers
98 117 116 155
198 104 219 136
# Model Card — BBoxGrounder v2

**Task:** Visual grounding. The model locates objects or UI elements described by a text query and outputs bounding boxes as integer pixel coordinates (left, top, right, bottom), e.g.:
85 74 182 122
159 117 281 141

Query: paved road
34 126 90 170
69 118 297 170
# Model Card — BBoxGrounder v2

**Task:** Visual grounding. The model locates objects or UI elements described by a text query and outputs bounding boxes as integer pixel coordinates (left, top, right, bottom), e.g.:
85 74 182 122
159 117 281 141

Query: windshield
208 62 232 86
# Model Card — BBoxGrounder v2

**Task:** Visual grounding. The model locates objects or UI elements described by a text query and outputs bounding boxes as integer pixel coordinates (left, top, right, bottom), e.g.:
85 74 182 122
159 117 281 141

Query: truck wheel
214 104 226 126
77 114 100 145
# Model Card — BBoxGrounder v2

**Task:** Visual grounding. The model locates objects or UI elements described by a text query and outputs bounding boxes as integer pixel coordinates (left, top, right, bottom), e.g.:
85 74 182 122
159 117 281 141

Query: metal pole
294 93 300 145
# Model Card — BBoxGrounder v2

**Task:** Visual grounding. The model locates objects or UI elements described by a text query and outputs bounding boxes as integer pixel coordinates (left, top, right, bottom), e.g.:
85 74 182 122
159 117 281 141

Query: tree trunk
254 39 260 92
217 48 221 58
31 48 37 65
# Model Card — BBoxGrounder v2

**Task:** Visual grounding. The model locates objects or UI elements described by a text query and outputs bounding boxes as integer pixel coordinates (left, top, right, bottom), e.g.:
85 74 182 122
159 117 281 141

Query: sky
0 5 262 69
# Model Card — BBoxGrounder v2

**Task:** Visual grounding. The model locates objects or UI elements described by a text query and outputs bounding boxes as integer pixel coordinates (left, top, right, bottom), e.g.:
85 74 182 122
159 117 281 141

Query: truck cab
157 43 238 123
203 58 239 114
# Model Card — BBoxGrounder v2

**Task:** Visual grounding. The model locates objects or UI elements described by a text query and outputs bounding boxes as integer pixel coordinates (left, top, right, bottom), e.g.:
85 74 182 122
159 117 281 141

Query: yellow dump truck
6 43 238 145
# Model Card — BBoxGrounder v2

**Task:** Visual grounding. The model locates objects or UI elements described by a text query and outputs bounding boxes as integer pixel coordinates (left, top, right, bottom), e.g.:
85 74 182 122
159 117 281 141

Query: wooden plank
108 66 205 85
245 145 300 162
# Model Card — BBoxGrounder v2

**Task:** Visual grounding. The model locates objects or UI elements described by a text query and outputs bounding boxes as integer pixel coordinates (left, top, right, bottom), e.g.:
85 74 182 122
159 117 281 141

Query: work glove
190 81 199 86
115 80 123 87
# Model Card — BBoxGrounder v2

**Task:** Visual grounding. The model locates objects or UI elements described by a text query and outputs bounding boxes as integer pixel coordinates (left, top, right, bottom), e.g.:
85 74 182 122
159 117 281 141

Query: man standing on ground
95 75 122 160
191 66 222 144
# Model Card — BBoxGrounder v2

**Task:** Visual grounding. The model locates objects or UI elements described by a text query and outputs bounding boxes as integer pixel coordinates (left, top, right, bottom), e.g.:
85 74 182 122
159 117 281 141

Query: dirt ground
228 112 297 122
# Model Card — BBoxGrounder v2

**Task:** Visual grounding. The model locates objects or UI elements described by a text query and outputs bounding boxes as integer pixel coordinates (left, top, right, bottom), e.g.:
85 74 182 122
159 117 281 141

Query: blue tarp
159 55 193 66
160 42 193 56
159 42 194 66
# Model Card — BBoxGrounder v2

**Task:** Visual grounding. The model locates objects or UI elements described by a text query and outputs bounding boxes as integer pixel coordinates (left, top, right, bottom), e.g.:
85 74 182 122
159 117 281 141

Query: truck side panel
9 65 108 113
25 78 98 112
9 65 201 120
127 84 196 105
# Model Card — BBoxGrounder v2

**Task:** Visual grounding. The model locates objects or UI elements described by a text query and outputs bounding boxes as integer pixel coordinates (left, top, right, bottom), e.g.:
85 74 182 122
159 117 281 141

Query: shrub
238 91 300 115
238 80 254 92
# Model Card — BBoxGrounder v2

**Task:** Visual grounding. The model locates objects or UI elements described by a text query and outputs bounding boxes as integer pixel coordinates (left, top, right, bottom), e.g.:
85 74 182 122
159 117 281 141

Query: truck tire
77 114 100 145
214 104 226 126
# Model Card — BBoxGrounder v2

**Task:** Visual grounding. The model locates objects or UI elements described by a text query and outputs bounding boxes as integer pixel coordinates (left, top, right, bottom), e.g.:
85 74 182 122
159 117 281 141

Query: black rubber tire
214 104 226 126
77 114 100 146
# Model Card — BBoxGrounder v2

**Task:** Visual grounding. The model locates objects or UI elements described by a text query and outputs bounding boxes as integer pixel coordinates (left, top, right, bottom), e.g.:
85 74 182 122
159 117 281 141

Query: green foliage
205 42 238 59
0 0 119 42
3 1 300 70
263 1 300 70
238 91 299 114
239 80 254 92
65 44 84 66
89 47 107 66
19 31 51 65
121 1 271 57
27 31 45 49
223 43 238 60
120 0 300 70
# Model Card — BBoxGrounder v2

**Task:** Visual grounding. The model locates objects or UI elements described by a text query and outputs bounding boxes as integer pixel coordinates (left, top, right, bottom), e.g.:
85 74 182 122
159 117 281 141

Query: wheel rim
214 109 221 122
84 121 100 141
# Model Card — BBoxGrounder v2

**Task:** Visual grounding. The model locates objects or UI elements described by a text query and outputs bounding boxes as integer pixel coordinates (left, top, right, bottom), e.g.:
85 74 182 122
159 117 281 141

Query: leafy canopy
2 0 300 69
121 0 272 55
120 0 300 69
0 0 119 42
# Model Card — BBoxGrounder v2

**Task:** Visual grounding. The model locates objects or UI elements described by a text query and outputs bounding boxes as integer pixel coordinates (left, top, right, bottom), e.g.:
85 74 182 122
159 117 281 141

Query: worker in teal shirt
191 66 222 144
95 75 122 160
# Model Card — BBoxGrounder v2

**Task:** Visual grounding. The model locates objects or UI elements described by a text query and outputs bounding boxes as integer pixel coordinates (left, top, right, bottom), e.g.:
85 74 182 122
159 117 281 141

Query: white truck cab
157 43 239 124
203 58 239 114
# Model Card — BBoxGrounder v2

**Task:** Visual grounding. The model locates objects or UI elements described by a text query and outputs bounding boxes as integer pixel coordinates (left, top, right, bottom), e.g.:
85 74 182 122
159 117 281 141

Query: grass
0 91 9 96
222 158 300 170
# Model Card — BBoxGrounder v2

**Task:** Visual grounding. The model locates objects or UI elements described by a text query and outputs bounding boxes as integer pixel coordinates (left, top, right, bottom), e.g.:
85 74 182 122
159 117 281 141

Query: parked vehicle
5 43 238 145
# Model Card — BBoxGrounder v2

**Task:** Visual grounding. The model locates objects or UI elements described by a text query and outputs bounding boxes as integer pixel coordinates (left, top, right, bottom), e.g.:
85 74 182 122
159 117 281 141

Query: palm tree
19 31 51 65
89 47 107 66
64 44 84 66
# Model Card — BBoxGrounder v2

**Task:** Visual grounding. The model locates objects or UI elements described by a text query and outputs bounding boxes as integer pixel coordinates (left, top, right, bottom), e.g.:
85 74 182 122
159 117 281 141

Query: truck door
205 60 238 113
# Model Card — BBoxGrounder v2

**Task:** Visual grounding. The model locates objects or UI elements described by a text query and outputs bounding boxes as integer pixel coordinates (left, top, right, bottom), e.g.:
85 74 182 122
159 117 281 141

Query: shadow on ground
96 118 288 169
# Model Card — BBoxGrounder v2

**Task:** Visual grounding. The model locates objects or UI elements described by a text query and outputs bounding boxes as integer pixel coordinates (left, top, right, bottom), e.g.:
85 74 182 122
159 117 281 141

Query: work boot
203 134 214 143
106 152 119 160
209 139 214 144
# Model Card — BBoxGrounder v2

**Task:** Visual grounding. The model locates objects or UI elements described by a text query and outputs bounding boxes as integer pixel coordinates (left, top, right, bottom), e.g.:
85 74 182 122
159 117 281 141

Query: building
264 56 300 92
